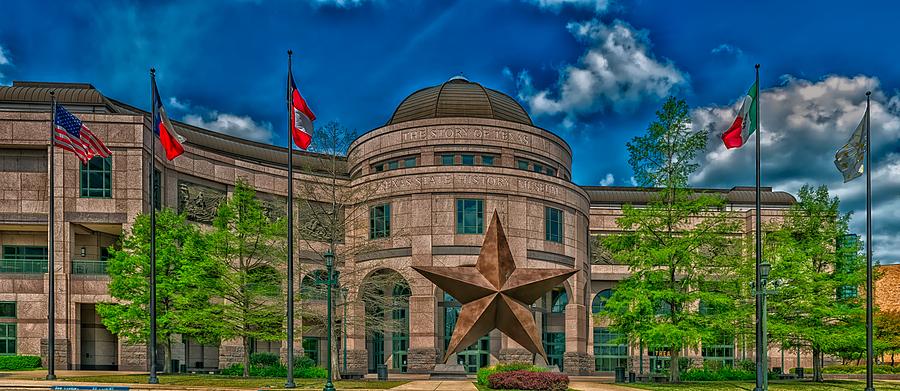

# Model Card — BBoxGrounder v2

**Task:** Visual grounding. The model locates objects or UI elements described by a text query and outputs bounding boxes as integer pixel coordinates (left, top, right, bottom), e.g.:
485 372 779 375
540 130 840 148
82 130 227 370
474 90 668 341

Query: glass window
369 204 391 239
480 155 494 166
594 328 627 371
373 163 384 172
461 154 475 166
592 290 613 314
455 199 484 234
303 337 319 364
551 289 567 313
516 159 530 170
533 163 543 173
0 323 14 355
404 157 417 168
545 207 564 243
702 333 735 368
1 246 48 273
0 302 14 318
80 156 112 198
546 167 557 177
441 154 455 165
388 160 399 170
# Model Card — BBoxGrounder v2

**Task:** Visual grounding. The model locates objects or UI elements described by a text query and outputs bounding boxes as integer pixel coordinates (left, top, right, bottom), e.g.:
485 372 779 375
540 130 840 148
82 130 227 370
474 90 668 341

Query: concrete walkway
569 381 641 391
390 380 477 391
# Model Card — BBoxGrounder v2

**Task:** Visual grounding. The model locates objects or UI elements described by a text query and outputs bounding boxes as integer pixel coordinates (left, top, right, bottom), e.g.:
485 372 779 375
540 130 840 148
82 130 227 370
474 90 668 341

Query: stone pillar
407 293 437 373
118 343 148 371
344 299 367 375
218 338 244 369
407 348 438 374
40 338 70 370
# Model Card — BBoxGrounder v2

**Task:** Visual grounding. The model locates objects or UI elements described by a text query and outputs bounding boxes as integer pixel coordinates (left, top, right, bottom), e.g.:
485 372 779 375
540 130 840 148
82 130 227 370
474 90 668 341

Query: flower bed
487 370 569 391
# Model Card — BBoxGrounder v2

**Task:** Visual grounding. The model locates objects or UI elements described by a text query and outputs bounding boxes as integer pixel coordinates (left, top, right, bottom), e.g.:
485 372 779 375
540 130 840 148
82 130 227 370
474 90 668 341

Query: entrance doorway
79 304 118 370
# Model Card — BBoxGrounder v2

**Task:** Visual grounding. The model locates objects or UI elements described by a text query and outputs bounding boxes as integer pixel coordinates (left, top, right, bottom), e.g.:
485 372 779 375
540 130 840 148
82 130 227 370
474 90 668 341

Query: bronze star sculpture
413 211 577 362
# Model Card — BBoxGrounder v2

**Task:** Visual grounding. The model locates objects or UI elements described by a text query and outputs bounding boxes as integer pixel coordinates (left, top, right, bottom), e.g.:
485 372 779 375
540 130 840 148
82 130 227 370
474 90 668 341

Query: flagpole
286 50 296 389
753 63 766 391
865 90 874 391
47 91 57 381
148 68 159 385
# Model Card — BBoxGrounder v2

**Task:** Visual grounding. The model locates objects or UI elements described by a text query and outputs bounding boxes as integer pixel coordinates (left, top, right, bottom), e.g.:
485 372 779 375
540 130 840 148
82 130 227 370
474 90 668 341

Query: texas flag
288 69 315 150
152 79 186 160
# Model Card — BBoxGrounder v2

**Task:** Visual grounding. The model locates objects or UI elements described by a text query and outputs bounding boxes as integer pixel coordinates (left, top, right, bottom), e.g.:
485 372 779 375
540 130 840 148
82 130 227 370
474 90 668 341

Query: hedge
476 362 546 386
487 370 569 391
0 355 42 370
220 363 327 378
681 367 756 381
822 364 900 374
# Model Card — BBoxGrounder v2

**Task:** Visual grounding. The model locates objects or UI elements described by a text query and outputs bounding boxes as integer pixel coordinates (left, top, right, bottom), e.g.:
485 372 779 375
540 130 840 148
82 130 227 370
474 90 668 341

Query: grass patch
625 380 900 391
28 374 405 389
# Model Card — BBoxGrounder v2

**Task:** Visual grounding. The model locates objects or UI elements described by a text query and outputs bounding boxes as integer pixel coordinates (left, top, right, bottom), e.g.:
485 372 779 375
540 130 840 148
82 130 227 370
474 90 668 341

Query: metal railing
0 258 48 274
72 260 109 275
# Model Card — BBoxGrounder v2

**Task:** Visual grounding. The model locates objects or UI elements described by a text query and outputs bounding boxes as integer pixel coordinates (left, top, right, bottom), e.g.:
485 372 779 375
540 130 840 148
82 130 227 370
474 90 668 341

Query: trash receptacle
795 367 804 379
614 367 626 383
377 364 388 380
628 371 636 383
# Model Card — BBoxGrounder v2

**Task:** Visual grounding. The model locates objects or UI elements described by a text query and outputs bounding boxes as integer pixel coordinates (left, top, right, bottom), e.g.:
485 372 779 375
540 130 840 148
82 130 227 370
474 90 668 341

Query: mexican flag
721 81 758 149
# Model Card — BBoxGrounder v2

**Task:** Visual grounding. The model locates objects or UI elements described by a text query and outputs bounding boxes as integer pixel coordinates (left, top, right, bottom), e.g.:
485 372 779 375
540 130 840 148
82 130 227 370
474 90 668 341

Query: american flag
54 104 112 163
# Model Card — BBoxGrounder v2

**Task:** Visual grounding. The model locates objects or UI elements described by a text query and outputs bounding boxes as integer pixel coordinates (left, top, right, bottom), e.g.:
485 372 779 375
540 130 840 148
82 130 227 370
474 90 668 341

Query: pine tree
600 97 743 383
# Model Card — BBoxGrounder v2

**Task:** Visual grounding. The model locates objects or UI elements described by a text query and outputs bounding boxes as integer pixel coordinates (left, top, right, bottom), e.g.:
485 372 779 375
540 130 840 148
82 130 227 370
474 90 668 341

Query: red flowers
487 370 570 391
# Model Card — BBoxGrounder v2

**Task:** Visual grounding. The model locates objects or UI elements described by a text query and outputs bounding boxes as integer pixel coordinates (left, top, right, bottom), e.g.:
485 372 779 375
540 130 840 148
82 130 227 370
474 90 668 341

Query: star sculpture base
413 211 577 363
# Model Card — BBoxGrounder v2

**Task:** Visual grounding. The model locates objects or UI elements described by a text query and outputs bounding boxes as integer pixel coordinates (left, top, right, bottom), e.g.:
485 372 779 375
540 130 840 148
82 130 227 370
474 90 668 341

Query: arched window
550 289 567 313
592 289 613 314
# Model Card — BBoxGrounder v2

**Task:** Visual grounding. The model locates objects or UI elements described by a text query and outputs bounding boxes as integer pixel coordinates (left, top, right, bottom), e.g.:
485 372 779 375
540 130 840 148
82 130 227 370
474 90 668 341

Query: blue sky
2 0 899 263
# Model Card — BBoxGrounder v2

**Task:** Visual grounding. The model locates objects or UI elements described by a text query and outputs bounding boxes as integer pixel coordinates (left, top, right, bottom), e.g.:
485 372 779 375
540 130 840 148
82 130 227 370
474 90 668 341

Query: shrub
476 362 546 385
737 359 756 372
822 364 900 374
293 355 317 369
681 367 755 381
219 363 327 378
487 370 569 391
250 352 280 367
0 355 41 370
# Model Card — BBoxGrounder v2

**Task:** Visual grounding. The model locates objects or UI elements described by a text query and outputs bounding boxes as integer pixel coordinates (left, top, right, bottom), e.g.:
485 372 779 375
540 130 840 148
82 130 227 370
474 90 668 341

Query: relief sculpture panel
178 181 226 224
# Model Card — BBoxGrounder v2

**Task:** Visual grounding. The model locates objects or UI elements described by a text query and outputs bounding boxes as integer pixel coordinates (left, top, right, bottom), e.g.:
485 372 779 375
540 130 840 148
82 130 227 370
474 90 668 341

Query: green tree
765 185 866 381
209 179 287 377
600 97 743 382
97 209 221 373
876 310 900 366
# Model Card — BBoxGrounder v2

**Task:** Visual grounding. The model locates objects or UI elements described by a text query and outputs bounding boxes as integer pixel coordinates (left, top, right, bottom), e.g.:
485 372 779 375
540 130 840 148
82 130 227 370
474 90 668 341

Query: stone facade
0 79 815 377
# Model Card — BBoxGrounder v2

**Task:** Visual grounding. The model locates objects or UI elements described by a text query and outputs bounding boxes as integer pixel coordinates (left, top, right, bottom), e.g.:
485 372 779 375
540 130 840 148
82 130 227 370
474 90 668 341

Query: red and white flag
288 70 315 150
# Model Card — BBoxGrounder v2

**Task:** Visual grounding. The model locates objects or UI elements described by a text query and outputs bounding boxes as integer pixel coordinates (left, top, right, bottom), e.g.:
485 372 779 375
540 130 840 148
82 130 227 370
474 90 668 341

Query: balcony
0 258 48 274
72 260 108 275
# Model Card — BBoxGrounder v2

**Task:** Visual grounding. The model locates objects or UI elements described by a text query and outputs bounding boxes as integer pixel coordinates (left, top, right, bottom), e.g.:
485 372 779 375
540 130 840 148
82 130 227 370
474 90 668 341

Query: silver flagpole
753 64 766 391
149 68 159 385
47 91 57 381
864 91 874 391
286 50 296 389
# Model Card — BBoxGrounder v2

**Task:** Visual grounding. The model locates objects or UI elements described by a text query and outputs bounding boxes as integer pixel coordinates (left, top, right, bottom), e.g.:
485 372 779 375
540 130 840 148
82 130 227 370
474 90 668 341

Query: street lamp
323 250 336 391
755 261 772 391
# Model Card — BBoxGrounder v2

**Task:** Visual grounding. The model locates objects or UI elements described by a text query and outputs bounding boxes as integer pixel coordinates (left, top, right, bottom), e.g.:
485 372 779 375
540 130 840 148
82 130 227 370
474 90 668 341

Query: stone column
407 293 437 373
562 278 593 375
343 299 367 375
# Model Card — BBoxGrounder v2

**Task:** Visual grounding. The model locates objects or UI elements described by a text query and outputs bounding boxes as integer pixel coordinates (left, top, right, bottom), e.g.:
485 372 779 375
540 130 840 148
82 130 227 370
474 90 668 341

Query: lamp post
323 250 336 391
755 261 772 391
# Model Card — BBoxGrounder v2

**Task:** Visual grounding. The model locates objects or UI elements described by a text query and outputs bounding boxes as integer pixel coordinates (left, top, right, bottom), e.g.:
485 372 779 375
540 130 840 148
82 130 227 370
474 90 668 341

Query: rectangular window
388 160 399 170
545 207 564 243
441 154 455 165
456 199 484 234
80 156 112 198
404 157 417 168
533 163 543 173
461 154 475 166
702 334 735 368
0 323 14 355
373 163 384 172
0 302 14 318
546 167 557 177
516 159 530 170
369 204 391 239
302 337 319 364
480 155 495 166
594 328 628 372
1 246 48 274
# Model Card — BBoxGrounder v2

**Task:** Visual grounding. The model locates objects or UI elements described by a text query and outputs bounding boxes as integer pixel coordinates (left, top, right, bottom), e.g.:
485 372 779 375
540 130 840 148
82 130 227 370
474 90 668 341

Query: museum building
0 78 798 375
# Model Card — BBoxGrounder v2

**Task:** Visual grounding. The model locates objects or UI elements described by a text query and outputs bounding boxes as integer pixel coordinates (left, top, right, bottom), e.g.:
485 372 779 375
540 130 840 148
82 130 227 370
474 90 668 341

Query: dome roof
386 76 533 126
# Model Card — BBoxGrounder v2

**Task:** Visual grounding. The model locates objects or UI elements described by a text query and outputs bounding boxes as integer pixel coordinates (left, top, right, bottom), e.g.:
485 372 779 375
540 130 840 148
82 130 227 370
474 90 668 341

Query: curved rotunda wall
344 116 594 374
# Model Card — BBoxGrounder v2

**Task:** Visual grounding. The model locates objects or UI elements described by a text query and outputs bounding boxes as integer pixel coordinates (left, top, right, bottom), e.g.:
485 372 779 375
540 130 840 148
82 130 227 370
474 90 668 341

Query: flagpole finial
150 68 156 76
755 64 760 69
866 91 872 96
288 50 293 57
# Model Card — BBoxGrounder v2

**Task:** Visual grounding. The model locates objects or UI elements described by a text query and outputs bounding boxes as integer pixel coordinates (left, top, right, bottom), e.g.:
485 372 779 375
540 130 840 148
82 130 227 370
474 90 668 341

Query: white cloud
184 111 274 144
690 74 900 264
312 0 370 7
522 0 611 13
0 44 11 86
711 43 743 57
515 19 687 127
168 97 189 110
599 173 615 186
